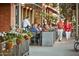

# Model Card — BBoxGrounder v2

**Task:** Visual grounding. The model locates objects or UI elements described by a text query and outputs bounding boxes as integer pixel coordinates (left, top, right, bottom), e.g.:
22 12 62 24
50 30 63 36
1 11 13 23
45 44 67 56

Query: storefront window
15 5 19 27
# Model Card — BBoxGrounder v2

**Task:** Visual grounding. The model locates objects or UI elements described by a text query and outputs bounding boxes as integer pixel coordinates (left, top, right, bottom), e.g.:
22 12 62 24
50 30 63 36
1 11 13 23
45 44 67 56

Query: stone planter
42 31 56 46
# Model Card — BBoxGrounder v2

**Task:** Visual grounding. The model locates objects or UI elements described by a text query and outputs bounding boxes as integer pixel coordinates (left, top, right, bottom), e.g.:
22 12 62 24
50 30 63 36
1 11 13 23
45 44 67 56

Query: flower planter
24 35 30 40
42 31 56 46
6 41 13 50
16 39 23 45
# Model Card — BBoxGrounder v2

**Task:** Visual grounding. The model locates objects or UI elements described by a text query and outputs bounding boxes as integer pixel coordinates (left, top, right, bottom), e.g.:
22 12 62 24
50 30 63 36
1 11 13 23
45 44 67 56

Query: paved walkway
29 38 79 56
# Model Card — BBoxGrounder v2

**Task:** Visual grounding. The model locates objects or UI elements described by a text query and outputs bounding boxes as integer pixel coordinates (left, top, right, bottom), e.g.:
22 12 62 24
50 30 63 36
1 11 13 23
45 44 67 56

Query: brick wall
0 3 11 32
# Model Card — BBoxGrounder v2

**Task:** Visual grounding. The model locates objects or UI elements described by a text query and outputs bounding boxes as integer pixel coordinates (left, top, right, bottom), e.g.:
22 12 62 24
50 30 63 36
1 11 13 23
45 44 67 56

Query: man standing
57 19 64 41
22 17 31 31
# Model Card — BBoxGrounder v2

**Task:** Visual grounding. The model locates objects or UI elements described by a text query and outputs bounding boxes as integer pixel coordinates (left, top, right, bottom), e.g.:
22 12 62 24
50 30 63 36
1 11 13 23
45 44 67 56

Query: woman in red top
57 19 64 41
64 19 73 40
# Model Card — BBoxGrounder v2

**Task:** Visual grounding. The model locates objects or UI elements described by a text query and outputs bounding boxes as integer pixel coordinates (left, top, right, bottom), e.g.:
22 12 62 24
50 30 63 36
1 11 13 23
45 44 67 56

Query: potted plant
24 34 30 40
6 35 14 50
27 32 33 38
22 29 33 40
16 34 24 45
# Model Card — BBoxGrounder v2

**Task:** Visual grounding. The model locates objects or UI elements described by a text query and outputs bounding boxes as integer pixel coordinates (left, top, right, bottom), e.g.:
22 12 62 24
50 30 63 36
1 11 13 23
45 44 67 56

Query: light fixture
21 3 25 6
42 3 45 6
45 5 47 8
21 3 25 4
26 7 29 9
48 5 51 8
30 8 32 10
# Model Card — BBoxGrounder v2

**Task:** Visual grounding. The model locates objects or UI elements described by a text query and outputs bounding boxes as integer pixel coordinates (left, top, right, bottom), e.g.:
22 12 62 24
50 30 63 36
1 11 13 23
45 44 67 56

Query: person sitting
31 24 38 32
43 24 50 32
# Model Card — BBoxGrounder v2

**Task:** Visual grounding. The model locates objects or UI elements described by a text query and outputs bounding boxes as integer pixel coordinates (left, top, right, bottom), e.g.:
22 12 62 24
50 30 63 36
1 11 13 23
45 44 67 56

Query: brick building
0 3 11 32
0 3 22 32
0 3 42 32
0 3 58 32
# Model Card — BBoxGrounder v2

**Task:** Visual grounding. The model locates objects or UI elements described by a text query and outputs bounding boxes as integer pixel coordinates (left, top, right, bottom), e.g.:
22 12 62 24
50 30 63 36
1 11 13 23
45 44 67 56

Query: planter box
13 40 29 56
0 40 29 56
42 31 56 46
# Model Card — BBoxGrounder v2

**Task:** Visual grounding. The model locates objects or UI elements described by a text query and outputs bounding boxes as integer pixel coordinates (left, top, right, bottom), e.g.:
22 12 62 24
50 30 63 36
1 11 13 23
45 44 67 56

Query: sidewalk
29 38 79 56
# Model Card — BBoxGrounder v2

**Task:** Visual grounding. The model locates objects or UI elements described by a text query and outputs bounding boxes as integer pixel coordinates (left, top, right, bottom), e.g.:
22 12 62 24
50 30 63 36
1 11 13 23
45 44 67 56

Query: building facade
0 3 58 32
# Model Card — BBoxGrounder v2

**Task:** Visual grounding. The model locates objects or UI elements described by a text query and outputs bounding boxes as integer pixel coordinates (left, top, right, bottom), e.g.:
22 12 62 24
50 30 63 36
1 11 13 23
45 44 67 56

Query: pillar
11 3 16 30
29 8 31 22
32 9 34 24
26 8 27 17
76 3 78 37
21 7 24 21
18 3 22 28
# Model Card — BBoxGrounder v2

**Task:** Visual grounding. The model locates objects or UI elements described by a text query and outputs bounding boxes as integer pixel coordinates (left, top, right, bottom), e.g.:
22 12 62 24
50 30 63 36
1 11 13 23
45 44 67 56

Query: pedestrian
57 19 64 41
64 19 73 40
22 17 31 31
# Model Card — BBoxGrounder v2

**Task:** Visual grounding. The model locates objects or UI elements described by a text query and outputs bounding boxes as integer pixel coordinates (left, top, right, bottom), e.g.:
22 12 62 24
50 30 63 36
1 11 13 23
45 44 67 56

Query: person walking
64 19 73 40
57 19 64 41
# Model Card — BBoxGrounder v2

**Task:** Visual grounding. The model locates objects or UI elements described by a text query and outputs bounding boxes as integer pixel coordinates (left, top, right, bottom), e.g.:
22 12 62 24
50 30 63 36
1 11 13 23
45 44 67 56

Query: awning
46 6 58 14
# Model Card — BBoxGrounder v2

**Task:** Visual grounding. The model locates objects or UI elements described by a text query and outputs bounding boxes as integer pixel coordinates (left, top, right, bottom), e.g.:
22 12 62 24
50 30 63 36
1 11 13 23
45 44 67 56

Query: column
32 9 34 24
76 3 78 37
26 8 27 17
21 7 24 21
11 3 16 30
19 3 21 28
42 3 46 27
29 9 31 22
